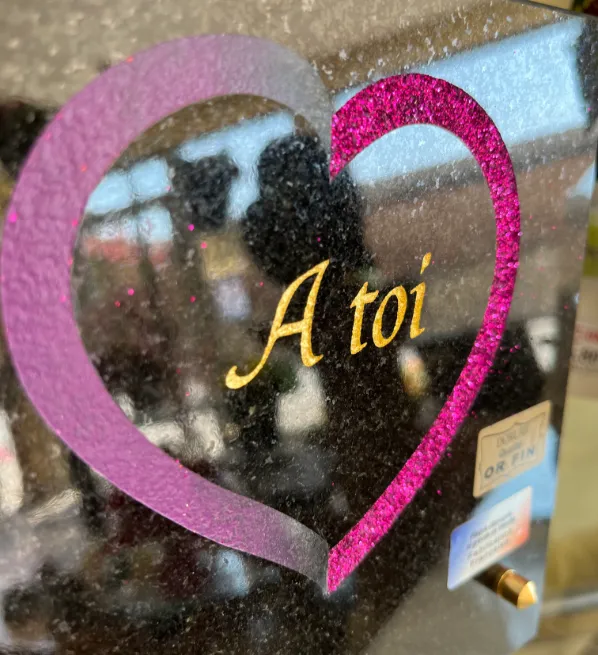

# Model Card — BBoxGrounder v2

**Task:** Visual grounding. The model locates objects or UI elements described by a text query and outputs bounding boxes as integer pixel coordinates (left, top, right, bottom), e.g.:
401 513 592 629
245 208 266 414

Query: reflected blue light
335 19 587 182
130 158 171 201
179 112 295 218
85 171 132 215
139 205 173 242
84 18 587 234
569 163 596 199
213 549 250 597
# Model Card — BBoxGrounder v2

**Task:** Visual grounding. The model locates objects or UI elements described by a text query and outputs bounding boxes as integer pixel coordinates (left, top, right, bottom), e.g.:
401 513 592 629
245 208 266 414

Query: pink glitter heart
1 36 519 594
327 75 519 591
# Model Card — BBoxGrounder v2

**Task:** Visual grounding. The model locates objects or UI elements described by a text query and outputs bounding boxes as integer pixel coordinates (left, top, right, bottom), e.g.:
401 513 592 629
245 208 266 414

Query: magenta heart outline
327 76 519 591
1 35 519 594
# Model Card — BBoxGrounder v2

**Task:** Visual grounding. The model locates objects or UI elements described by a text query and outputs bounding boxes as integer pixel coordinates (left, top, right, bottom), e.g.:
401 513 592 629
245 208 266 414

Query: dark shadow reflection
0 45 575 649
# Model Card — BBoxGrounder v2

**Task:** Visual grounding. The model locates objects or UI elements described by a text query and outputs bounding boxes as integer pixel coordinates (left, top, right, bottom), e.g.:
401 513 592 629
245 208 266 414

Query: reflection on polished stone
0 1 597 653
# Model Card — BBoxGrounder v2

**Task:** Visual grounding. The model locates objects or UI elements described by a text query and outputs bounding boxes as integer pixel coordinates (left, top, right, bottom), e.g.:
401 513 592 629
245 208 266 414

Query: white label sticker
448 487 532 590
473 402 551 498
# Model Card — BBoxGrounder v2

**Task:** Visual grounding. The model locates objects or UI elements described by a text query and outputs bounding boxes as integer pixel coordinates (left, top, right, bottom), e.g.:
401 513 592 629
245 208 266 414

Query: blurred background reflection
0 2 597 654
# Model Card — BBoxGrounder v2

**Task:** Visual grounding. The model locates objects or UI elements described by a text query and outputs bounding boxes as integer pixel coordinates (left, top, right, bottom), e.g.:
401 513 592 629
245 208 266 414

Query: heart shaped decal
1 35 519 594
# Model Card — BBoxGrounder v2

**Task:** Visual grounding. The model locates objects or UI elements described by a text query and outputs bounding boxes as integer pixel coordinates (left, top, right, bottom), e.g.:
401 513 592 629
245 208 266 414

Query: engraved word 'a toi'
225 253 432 390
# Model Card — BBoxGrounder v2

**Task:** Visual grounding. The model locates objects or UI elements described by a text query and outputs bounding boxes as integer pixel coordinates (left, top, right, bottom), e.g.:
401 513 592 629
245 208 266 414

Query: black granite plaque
0 2 597 653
